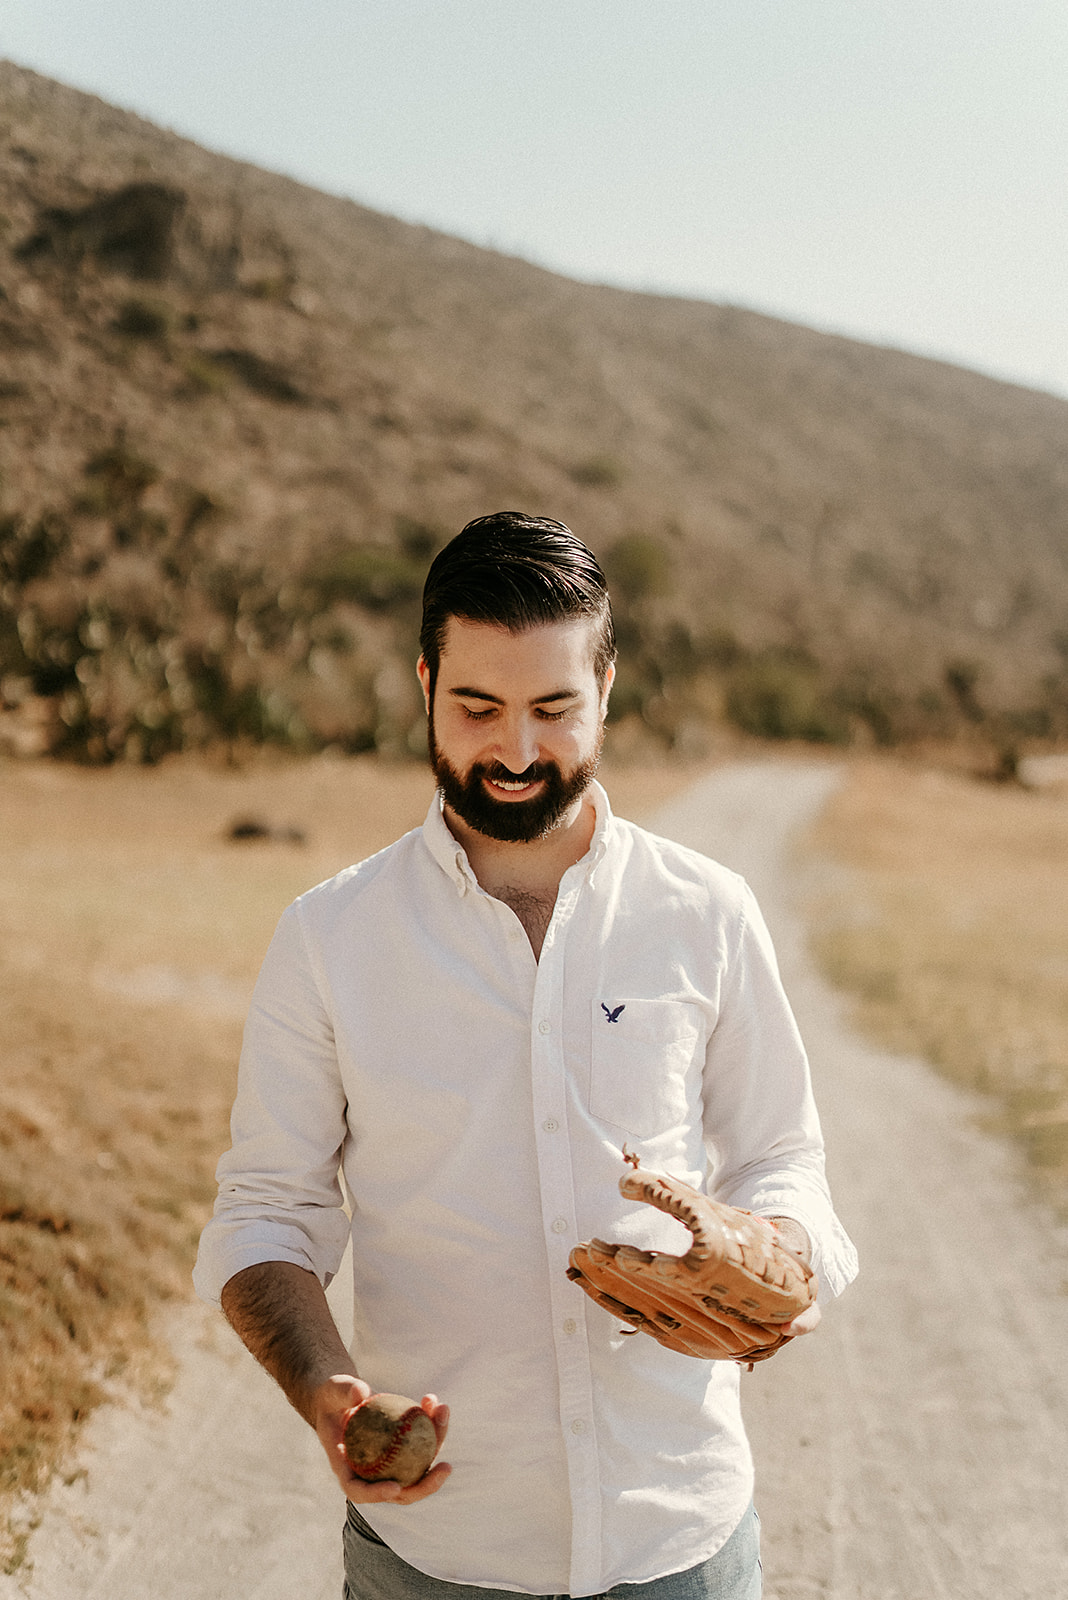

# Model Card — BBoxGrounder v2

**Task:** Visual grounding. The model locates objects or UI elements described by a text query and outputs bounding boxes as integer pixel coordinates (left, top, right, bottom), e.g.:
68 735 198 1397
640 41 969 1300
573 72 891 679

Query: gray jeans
342 1502 761 1600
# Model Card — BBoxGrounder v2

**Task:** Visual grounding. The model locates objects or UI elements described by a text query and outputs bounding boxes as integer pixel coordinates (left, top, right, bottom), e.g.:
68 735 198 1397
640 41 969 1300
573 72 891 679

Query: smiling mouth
485 774 544 797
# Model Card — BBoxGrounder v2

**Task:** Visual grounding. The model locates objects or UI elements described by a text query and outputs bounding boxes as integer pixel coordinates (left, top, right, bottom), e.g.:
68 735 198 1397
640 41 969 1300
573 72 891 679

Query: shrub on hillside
113 297 171 340
570 454 624 489
308 545 425 611
726 651 850 744
604 533 673 603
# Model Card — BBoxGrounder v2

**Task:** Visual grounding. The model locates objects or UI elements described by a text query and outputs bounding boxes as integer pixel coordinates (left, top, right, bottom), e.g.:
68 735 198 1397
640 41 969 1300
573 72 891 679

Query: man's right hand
313 1376 452 1505
221 1264 452 1505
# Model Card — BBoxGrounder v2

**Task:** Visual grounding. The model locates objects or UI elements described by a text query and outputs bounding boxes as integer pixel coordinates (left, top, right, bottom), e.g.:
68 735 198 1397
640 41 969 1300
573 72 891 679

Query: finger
784 1302 822 1336
420 1395 450 1446
327 1377 372 1424
392 1462 452 1504
346 1461 452 1508
346 1477 406 1505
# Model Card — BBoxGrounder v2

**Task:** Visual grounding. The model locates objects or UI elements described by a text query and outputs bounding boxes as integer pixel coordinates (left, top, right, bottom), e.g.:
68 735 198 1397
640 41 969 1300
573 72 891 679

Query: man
194 512 857 1600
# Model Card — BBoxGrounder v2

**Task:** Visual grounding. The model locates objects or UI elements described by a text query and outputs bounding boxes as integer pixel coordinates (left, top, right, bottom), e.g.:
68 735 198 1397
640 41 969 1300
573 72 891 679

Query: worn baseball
342 1393 439 1487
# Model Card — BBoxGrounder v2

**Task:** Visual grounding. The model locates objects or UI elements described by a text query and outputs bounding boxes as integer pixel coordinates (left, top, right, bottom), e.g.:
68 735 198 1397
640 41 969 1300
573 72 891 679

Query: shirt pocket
589 998 703 1139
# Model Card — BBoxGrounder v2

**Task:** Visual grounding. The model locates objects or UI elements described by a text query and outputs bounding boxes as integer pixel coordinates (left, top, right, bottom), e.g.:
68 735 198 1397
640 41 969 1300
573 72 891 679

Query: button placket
529 897 578 1247
524 872 602 1593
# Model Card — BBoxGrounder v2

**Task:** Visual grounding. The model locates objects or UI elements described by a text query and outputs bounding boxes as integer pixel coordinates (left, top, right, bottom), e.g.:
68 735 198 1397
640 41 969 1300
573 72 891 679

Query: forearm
220 1260 354 1425
221 1259 453 1504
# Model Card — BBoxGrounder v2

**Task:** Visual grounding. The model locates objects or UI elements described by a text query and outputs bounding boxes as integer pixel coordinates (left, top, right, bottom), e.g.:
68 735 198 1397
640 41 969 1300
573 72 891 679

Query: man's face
418 616 614 844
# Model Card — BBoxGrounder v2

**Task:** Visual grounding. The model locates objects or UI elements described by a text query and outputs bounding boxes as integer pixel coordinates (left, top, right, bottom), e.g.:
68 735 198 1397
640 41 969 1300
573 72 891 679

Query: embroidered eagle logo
601 1002 626 1023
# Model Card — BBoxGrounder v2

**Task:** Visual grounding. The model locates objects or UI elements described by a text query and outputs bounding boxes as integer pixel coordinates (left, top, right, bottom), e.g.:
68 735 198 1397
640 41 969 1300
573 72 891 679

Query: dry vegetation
2 61 1068 767
0 752 694 1567
803 757 1068 1212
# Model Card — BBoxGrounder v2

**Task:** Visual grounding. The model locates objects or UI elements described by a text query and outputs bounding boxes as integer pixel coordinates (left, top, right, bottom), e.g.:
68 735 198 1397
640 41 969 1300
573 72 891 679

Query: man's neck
444 793 597 960
444 792 597 900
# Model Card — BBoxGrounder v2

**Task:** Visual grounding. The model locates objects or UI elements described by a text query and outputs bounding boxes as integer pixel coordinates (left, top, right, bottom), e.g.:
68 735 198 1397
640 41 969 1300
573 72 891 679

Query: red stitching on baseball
352 1405 424 1478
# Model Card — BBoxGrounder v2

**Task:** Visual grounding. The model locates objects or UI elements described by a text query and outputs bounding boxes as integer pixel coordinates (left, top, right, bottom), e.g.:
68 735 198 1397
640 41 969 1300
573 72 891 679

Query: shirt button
538 1019 551 1035
551 1217 568 1234
563 1317 577 1335
542 1117 559 1133
570 1418 587 1435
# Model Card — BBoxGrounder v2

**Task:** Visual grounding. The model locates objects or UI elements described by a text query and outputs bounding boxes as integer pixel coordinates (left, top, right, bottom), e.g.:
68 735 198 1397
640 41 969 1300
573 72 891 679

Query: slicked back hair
419 512 616 699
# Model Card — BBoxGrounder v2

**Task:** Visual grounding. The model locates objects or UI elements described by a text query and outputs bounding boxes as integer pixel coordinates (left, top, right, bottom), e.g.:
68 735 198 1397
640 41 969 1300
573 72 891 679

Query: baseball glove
567 1151 815 1363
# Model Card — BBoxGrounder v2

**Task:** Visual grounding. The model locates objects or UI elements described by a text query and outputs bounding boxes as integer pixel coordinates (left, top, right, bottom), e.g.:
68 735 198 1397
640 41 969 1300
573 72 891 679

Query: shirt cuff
193 1213 350 1307
745 1190 858 1302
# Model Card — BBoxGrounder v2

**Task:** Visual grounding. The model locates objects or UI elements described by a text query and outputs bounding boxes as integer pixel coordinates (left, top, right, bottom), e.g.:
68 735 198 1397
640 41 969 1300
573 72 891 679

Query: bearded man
194 512 857 1600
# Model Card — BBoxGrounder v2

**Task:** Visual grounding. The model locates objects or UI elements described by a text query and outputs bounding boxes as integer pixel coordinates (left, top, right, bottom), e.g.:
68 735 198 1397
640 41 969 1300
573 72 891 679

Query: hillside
2 60 1067 763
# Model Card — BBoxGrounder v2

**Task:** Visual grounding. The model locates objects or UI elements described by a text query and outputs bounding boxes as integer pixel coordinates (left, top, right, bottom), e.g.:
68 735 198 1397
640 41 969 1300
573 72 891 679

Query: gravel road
6 760 1068 1599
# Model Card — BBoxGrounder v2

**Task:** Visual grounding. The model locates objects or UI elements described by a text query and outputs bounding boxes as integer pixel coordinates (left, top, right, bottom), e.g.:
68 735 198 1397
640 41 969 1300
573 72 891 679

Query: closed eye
461 706 496 721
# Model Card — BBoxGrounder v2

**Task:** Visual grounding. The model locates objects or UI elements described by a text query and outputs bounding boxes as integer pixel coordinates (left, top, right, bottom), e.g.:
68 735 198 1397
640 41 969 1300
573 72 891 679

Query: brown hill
2 59 1067 764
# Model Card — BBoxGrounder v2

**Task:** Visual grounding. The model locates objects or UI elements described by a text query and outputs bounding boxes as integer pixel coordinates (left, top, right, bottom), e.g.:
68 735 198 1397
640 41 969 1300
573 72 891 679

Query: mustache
481 761 553 784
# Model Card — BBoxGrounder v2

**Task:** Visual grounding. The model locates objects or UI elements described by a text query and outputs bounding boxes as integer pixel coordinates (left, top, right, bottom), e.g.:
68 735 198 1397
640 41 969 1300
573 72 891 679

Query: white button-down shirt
195 783 857 1597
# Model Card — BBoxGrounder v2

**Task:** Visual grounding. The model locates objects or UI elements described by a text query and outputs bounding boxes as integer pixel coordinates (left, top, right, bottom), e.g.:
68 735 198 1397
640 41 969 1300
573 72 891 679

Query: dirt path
6 760 1068 1599
654 762 1068 1600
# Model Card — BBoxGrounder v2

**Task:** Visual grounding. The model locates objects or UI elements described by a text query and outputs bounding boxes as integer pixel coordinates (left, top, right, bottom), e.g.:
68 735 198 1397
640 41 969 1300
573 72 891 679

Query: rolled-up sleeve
193 902 351 1306
702 884 858 1301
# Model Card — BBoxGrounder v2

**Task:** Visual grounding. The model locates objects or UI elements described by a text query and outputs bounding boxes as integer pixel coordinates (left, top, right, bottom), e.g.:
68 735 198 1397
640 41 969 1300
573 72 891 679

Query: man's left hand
768 1217 820 1341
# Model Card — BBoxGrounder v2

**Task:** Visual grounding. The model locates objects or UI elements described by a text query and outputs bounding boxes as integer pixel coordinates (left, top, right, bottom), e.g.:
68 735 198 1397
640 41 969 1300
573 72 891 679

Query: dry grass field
804 756 1068 1214
0 751 694 1566
4 748 1067 1569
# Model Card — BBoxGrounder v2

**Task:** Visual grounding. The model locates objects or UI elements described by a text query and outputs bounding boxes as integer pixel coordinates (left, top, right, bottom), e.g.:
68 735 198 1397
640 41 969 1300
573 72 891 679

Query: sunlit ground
803 757 1068 1214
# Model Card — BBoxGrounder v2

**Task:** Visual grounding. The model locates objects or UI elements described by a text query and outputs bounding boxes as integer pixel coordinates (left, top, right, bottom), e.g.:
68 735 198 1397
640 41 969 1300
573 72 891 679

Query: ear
600 661 616 714
416 655 432 715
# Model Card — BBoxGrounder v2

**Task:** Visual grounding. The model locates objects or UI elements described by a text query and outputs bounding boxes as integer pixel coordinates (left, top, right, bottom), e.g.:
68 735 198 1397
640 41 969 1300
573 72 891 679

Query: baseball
342 1393 439 1487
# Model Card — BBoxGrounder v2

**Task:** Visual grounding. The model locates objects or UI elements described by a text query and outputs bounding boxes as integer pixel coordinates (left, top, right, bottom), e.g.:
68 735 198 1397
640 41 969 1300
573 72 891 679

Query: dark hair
419 512 616 696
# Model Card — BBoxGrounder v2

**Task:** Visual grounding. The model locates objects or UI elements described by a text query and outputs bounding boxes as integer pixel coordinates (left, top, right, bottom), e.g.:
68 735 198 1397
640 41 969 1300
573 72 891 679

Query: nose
495 714 540 775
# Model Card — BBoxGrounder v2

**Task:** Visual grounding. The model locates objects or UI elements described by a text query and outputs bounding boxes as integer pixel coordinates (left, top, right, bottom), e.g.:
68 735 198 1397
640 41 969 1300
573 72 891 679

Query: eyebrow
447 686 581 706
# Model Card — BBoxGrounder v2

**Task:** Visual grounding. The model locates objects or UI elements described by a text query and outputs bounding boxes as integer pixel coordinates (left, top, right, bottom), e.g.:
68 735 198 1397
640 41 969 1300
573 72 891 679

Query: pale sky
4 1 1067 399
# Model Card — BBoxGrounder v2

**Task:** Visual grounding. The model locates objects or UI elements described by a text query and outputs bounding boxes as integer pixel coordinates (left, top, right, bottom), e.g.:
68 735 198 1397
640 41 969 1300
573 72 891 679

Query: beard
428 717 603 844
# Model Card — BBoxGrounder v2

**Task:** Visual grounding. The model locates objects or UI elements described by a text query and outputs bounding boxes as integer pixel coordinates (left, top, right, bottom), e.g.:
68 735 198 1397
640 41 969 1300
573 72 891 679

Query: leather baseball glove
567 1151 815 1363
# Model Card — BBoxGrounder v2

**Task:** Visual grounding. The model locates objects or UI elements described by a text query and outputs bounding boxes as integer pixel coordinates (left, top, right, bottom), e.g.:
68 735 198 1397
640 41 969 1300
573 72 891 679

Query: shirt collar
421 779 614 894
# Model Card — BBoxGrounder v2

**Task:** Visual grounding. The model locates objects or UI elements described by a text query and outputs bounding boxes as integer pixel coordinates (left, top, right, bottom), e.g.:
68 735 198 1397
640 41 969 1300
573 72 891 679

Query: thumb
784 1302 821 1337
